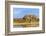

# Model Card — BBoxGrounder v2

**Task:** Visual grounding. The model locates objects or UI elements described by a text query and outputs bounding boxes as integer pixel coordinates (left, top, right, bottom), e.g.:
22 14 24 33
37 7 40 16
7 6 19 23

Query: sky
13 8 39 18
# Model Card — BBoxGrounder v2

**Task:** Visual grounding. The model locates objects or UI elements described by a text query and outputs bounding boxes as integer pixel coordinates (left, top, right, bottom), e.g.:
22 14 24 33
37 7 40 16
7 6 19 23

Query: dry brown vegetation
13 15 39 27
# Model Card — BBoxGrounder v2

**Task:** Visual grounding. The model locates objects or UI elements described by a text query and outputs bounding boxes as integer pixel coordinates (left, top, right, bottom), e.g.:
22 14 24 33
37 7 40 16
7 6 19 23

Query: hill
13 14 39 27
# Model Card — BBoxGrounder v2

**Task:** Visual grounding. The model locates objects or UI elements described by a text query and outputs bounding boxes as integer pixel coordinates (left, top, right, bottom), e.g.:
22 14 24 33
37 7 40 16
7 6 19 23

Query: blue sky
13 8 39 18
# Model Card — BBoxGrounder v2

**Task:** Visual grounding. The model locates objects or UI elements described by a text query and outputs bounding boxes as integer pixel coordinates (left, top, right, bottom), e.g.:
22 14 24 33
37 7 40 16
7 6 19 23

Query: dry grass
13 15 39 27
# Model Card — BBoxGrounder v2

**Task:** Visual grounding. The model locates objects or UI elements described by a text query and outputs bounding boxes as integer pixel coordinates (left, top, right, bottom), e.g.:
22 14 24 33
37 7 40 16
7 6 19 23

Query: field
13 15 39 27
